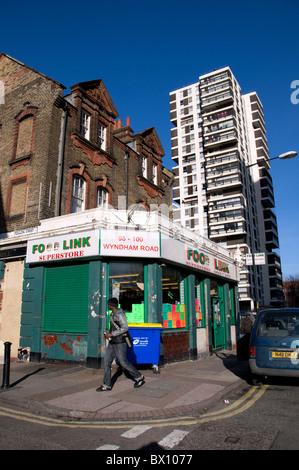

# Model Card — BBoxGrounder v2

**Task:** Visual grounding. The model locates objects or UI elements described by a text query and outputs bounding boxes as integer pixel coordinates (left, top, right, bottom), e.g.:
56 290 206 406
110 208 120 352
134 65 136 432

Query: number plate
272 351 299 359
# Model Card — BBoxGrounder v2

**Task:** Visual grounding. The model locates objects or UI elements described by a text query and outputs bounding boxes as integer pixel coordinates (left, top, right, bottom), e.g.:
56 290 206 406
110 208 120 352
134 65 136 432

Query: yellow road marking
0 385 269 429
198 385 269 423
203 385 263 417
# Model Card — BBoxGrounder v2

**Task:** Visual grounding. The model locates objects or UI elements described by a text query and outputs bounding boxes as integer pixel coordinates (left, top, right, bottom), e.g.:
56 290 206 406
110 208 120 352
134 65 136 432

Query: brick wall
0 53 64 232
162 331 190 362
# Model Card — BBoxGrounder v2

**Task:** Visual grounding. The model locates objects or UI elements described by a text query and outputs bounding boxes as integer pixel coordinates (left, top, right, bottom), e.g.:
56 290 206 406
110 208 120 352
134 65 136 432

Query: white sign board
161 238 238 281
245 253 266 265
26 230 99 263
100 230 160 258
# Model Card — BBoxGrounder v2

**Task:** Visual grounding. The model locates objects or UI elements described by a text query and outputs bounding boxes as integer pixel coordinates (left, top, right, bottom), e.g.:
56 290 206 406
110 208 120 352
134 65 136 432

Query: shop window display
195 279 205 327
162 265 186 329
109 262 145 322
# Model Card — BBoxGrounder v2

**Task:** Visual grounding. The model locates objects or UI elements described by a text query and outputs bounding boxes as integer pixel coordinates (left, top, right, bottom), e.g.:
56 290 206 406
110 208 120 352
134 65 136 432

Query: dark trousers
103 341 142 388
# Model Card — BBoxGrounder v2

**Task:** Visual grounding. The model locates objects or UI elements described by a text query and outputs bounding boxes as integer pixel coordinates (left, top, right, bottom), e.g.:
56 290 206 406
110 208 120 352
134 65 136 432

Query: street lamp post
245 151 297 313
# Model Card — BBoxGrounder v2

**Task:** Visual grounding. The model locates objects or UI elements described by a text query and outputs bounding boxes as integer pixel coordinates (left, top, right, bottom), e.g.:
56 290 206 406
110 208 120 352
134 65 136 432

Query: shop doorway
211 297 226 349
210 280 226 350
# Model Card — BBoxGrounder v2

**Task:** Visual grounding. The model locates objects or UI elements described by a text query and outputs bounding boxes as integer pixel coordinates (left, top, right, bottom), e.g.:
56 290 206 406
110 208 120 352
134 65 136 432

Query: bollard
1 342 12 389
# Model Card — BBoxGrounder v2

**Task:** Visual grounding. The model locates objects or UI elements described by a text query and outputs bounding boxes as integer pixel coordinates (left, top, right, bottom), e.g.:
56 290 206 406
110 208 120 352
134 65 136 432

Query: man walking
96 298 145 391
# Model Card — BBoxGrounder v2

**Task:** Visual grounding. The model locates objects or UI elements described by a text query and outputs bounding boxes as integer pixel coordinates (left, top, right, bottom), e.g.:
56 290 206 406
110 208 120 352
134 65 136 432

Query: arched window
70 175 86 213
11 103 37 161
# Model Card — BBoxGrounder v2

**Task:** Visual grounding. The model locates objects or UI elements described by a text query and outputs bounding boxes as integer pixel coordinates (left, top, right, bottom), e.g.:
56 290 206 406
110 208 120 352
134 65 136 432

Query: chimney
112 117 134 142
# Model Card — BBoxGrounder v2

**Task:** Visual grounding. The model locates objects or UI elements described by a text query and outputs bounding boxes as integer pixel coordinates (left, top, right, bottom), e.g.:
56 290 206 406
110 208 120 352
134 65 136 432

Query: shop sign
100 230 160 258
185 247 212 273
161 237 237 280
187 248 210 266
26 230 99 263
187 248 232 277
245 253 266 265
214 258 230 274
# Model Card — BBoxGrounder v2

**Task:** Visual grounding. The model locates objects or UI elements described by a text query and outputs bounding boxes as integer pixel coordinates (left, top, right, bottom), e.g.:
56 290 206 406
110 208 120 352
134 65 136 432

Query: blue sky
1 0 298 278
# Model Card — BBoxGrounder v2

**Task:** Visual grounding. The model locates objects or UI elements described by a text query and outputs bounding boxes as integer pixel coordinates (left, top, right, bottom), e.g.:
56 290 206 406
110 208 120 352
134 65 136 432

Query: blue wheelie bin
127 323 163 373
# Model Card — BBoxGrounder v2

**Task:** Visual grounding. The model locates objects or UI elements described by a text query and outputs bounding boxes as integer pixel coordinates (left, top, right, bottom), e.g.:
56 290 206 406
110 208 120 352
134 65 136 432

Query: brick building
0 53 173 359
0 53 173 233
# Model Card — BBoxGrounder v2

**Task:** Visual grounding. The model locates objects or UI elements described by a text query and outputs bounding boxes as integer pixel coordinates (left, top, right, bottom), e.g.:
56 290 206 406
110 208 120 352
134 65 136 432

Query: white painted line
158 430 189 449
96 444 120 450
121 425 152 438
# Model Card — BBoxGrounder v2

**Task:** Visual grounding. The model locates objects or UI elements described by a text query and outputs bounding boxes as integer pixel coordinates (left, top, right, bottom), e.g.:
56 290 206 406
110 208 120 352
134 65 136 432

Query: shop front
21 216 239 367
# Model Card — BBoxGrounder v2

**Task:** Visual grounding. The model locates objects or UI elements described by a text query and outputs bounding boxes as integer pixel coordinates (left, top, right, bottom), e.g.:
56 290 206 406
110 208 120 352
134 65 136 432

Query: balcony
207 174 242 192
265 232 279 249
203 107 235 125
252 112 266 133
263 209 277 225
209 221 246 239
256 150 271 169
201 90 234 111
204 130 237 149
261 187 275 208
205 151 239 168
268 265 282 279
209 195 244 213
264 219 278 238
209 208 245 226
200 70 231 87
206 162 240 180
204 117 236 136
201 79 233 97
260 168 273 187
270 289 284 305
269 278 283 290
267 252 281 268
255 137 269 157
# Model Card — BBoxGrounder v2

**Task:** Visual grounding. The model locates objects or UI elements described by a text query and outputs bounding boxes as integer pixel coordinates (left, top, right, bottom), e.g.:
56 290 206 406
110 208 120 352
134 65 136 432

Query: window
0 80 4 104
195 278 205 328
152 163 157 185
11 103 38 161
80 111 90 140
257 311 299 337
97 123 106 150
8 175 28 218
109 262 144 316
97 187 108 208
162 265 187 329
16 116 34 158
142 156 147 178
70 176 85 213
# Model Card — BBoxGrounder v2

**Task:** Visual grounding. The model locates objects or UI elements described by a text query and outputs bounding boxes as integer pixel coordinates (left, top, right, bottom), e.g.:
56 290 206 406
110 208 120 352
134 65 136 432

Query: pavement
0 351 251 421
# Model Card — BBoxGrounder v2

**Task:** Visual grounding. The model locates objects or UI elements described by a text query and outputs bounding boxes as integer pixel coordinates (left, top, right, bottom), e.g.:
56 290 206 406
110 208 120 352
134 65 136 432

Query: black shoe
134 375 145 388
96 385 112 392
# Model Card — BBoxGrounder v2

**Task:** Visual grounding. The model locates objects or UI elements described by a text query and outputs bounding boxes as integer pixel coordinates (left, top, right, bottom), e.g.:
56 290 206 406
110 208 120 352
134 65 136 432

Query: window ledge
10 154 32 167
137 175 164 199
71 132 115 167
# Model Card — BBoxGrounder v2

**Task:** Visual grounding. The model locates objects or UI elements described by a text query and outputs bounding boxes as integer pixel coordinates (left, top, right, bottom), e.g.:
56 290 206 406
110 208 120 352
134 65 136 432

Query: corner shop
20 209 240 367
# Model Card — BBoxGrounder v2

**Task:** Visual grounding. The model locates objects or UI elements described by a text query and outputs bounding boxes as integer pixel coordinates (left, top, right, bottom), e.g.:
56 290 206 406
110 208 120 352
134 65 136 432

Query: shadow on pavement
8 367 45 388
214 351 250 382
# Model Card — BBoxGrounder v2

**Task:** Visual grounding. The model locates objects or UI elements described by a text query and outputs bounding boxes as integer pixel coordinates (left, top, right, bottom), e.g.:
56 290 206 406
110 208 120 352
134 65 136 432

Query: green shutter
43 263 89 333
